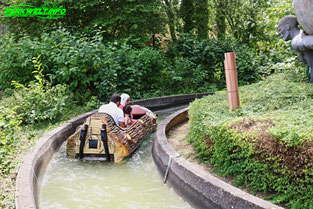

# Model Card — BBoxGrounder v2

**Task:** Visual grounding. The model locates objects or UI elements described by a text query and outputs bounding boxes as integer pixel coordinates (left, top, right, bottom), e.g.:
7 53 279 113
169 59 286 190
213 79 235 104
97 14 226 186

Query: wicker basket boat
66 105 157 162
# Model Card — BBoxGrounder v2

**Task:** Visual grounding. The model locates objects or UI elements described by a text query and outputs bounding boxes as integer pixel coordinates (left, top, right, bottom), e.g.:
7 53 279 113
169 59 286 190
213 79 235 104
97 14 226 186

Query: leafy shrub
0 35 36 90
1 57 71 124
188 72 313 208
0 0 166 48
0 105 22 207
166 33 265 92
0 28 284 103
0 107 22 177
84 96 102 111
95 44 168 100
0 29 168 102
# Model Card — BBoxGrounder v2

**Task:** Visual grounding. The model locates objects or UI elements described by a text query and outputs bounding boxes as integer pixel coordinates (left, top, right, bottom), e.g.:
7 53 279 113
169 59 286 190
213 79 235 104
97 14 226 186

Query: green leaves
0 28 170 102
0 0 166 47
188 72 313 208
0 106 22 178
167 33 263 92
96 43 167 100
1 57 71 125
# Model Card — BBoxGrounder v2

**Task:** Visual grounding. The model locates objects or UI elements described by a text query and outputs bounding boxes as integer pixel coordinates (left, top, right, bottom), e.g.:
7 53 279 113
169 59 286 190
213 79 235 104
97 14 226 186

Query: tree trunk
180 0 194 33
194 0 208 39
215 0 226 39
163 0 177 42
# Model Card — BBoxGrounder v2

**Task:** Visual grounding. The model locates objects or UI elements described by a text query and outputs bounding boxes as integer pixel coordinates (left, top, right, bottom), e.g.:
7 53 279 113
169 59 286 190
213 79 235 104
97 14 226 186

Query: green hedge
0 28 275 103
188 73 313 208
1 57 71 124
0 105 22 206
0 28 167 102
166 33 270 92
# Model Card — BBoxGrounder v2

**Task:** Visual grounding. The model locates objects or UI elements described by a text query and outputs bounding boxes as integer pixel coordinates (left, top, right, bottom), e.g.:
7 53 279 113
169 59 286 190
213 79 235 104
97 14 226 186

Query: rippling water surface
38 106 192 209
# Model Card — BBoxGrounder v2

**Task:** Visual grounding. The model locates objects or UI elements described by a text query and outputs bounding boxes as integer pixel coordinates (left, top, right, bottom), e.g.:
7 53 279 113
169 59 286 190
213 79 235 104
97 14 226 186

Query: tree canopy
0 0 166 47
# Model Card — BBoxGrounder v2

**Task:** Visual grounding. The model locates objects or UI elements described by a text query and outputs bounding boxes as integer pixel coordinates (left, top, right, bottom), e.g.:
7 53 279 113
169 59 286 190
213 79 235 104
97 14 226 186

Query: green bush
166 33 265 92
0 105 22 206
95 44 168 100
1 57 71 124
0 107 22 177
188 72 313 208
0 29 168 102
0 0 166 48
0 35 35 90
0 28 284 103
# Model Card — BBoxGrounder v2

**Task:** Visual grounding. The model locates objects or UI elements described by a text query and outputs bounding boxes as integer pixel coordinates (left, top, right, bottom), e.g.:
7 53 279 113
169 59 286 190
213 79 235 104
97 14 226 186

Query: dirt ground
167 121 238 185
167 121 215 176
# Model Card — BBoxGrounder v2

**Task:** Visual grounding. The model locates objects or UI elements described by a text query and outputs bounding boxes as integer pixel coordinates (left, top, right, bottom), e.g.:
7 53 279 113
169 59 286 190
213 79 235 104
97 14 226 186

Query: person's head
110 94 121 106
123 104 132 115
278 15 299 41
121 93 130 107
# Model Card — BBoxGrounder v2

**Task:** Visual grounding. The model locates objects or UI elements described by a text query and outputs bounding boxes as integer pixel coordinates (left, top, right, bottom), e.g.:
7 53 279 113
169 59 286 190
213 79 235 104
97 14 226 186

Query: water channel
38 106 193 209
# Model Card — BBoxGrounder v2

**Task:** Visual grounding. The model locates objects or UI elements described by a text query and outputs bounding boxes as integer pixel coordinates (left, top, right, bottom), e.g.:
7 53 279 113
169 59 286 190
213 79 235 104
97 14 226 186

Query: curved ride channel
38 106 192 208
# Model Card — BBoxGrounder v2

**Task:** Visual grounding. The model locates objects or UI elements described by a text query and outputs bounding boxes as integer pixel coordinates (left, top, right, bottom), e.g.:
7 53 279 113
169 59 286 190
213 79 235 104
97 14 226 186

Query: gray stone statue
293 0 313 36
278 15 313 82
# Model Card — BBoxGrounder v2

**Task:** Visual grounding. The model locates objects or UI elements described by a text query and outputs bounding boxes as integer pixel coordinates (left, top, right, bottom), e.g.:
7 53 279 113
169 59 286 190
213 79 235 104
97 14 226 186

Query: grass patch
188 72 313 208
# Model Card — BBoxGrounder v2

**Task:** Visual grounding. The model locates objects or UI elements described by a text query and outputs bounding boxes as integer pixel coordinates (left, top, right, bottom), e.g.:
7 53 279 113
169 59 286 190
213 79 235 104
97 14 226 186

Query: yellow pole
224 52 240 110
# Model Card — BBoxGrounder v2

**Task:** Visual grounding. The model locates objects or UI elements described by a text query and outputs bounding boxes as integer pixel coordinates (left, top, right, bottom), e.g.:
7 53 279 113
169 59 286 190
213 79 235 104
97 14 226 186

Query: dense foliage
180 0 194 33
167 33 266 92
0 29 278 103
188 72 313 208
0 0 165 47
0 59 88 207
0 0 293 48
0 29 168 102
0 106 22 207
0 107 21 178
194 0 208 39
0 0 309 207
1 56 71 124
0 56 70 178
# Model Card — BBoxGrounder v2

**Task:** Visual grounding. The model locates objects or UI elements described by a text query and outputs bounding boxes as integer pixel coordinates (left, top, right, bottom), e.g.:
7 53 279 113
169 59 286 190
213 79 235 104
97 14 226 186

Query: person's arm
124 114 131 126
118 121 126 128
117 110 126 128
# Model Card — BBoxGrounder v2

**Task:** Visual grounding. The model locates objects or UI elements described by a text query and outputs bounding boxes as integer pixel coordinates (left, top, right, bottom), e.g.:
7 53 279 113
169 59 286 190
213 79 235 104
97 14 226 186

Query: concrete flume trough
15 93 211 208
16 93 283 209
152 108 284 209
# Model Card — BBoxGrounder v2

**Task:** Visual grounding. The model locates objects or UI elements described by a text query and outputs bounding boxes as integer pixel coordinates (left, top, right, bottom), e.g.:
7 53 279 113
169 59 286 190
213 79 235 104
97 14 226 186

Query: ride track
15 93 283 209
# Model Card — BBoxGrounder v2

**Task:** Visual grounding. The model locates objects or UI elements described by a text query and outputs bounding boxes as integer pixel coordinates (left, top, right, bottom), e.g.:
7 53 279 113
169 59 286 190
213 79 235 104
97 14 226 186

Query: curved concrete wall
132 93 212 111
152 108 284 209
15 110 97 208
15 93 211 209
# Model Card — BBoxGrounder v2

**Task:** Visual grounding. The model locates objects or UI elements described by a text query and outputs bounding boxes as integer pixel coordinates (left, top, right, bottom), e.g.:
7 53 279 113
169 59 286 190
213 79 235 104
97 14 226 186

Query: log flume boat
66 105 157 162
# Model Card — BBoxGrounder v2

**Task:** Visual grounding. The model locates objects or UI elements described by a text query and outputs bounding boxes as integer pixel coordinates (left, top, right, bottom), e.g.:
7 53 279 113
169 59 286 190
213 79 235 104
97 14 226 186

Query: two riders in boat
99 93 135 128
98 94 129 128
66 93 157 162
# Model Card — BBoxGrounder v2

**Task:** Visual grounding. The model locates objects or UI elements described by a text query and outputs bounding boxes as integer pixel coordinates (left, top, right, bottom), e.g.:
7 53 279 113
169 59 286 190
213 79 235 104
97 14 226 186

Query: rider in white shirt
98 94 126 128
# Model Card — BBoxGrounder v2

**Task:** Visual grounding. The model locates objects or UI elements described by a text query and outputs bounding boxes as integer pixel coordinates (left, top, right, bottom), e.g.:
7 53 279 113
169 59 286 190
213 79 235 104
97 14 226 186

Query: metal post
163 156 172 184
224 52 240 110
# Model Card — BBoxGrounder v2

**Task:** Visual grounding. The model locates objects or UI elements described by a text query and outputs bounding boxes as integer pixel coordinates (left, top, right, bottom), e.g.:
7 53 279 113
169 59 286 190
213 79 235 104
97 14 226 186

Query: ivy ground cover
188 73 313 209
